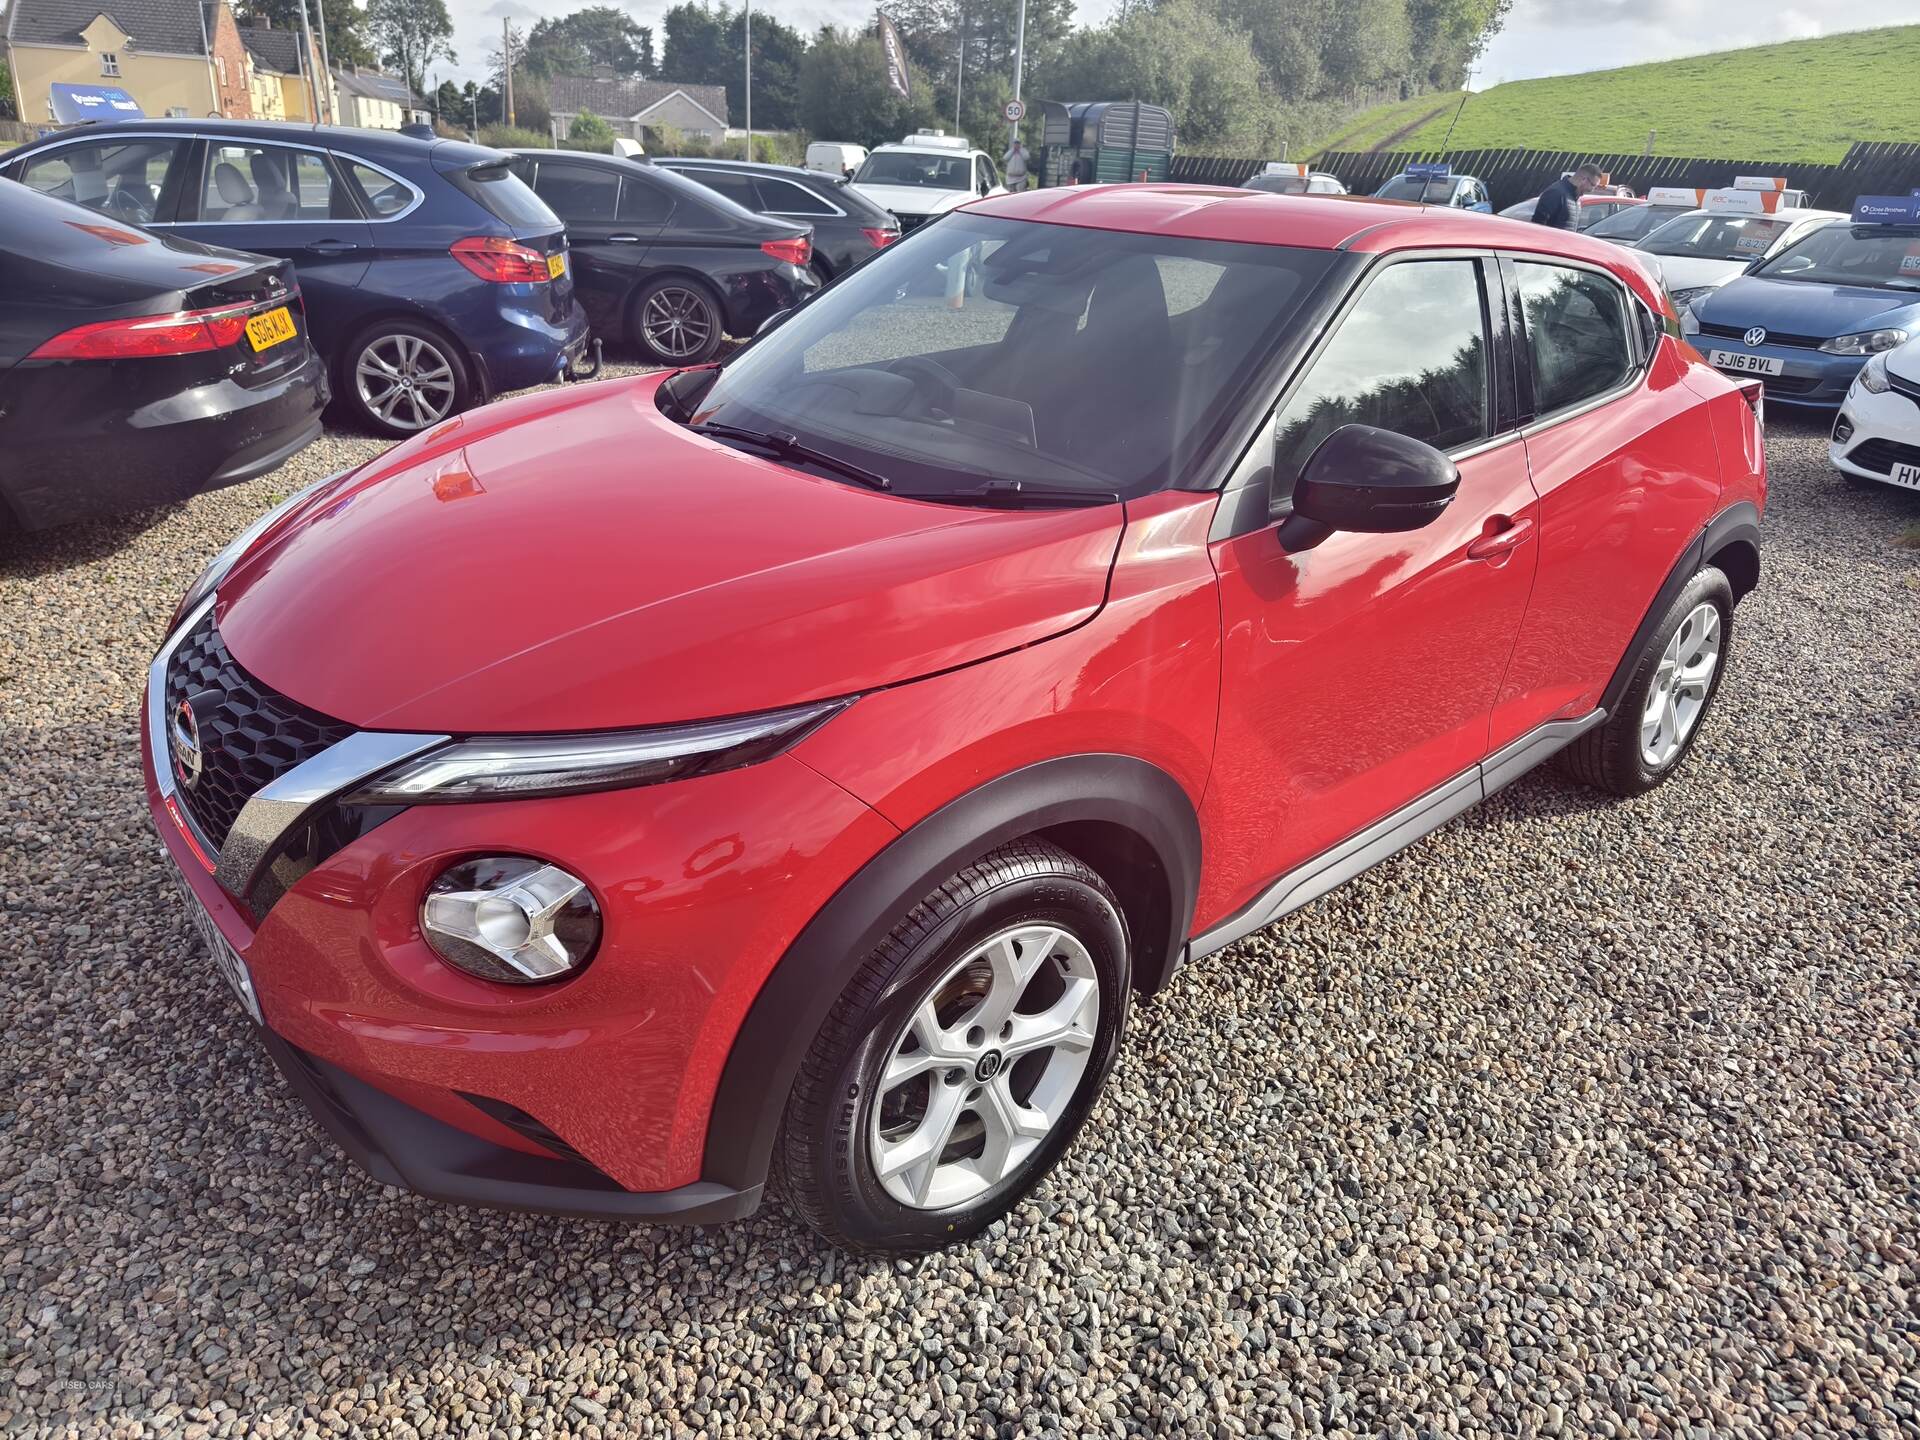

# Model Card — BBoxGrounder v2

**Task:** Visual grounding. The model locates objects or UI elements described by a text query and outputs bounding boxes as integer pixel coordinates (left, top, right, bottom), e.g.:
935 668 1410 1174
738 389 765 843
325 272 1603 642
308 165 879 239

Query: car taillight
861 226 900 249
27 301 255 360
450 235 551 283
1736 377 1764 427
761 234 812 266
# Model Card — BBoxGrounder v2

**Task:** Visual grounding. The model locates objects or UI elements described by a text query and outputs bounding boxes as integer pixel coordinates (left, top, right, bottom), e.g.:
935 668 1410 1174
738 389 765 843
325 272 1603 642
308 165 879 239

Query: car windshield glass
1247 175 1308 194
1375 176 1455 203
1753 224 1920 290
454 161 558 228
692 214 1336 501
855 152 973 190
1640 214 1789 260
1586 204 1682 242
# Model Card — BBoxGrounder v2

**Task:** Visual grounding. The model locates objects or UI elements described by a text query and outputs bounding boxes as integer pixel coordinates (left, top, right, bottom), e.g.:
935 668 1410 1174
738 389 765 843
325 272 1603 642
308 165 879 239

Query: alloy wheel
1640 601 1722 768
868 923 1100 1210
355 333 457 430
641 286 715 360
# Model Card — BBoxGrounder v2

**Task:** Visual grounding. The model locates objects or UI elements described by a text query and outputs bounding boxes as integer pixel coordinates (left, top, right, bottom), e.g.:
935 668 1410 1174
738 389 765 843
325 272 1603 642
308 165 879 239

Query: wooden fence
1168 142 1920 212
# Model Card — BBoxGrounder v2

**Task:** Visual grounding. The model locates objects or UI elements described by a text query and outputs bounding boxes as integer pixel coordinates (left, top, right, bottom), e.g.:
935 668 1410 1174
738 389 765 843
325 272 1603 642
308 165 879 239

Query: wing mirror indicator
1275 424 1462 554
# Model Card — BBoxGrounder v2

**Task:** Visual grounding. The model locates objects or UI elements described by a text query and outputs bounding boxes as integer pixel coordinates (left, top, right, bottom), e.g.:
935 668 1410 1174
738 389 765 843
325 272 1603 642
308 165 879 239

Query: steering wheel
102 187 153 224
890 356 964 416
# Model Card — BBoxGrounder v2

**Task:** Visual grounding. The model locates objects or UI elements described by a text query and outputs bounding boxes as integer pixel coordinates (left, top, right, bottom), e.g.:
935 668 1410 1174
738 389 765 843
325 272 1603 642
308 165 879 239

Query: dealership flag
878 10 911 99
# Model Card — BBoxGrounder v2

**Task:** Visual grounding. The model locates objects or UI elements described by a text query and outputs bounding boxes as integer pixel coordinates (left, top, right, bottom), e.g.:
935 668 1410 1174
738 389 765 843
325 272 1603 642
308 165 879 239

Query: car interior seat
213 161 264 222
249 152 298 221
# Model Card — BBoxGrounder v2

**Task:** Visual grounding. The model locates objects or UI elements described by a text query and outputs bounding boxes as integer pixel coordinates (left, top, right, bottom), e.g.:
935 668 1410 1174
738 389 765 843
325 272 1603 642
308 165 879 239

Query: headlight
1668 285 1714 308
1678 304 1701 336
344 700 848 805
422 856 600 983
1857 352 1891 394
168 468 353 629
1819 328 1909 356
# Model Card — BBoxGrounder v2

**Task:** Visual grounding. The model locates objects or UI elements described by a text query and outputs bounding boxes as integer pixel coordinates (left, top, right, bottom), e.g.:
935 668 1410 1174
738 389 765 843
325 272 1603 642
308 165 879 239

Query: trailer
1035 101 1176 187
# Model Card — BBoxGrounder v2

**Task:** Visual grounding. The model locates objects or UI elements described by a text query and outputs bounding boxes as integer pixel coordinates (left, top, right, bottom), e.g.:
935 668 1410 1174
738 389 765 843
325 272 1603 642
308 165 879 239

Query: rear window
451 162 558 229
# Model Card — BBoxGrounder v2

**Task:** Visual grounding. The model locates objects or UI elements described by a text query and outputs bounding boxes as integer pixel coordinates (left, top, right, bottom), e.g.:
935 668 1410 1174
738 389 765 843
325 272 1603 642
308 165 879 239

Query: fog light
421 856 601 983
1833 416 1854 444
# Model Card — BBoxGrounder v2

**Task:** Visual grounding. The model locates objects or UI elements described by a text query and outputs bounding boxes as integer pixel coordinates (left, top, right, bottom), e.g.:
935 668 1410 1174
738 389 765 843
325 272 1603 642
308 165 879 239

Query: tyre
339 320 470 437
776 840 1131 1253
629 277 724 366
1560 566 1734 796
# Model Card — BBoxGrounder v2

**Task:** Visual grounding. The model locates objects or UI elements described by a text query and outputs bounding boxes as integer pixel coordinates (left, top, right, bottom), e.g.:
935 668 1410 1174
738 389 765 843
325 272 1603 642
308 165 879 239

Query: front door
1200 255 1541 926
170 140 373 359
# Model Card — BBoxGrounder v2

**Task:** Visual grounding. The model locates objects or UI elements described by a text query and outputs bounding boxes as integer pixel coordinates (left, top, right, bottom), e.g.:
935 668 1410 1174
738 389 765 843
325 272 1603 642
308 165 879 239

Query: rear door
519 157 668 336
168 140 373 357
1491 257 1722 746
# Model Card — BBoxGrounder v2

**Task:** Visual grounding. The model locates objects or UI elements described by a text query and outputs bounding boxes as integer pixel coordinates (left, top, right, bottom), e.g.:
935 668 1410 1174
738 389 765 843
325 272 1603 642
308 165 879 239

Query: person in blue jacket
1533 164 1603 228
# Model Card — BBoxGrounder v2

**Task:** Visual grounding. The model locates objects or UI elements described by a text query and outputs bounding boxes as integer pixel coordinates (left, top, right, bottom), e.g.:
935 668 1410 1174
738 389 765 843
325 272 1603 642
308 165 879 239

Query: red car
148 187 1765 1253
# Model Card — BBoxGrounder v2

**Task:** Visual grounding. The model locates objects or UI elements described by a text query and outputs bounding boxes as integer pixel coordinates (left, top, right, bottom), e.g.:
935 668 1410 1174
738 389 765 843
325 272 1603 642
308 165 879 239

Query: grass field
1312 25 1920 162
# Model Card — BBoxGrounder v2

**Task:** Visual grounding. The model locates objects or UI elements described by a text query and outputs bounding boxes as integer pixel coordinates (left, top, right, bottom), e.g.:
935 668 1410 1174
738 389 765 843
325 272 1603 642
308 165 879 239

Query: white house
548 73 729 144
331 62 426 129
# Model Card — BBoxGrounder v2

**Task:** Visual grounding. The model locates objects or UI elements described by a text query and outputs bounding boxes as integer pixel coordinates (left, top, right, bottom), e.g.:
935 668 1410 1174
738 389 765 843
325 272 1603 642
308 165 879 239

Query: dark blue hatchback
2 119 590 435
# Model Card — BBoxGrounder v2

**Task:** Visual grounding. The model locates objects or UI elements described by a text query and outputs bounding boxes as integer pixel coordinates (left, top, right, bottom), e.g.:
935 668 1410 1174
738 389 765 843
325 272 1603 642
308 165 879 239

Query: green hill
1311 25 1920 163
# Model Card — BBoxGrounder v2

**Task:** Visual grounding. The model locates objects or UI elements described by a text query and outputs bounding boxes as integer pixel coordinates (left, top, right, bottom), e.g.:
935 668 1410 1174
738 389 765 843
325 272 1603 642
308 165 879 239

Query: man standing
1004 138 1030 193
1532 163 1603 228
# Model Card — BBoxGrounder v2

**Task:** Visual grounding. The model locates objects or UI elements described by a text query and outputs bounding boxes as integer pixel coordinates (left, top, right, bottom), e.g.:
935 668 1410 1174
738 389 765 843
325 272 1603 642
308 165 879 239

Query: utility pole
503 19 516 127
954 27 964 131
311 0 334 122
743 0 752 160
1009 0 1025 149
296 0 322 125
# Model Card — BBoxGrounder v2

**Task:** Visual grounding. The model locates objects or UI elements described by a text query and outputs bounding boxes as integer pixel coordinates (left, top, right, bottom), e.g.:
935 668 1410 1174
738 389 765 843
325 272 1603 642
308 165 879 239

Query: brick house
4 0 267 121
549 73 730 144
236 21 328 122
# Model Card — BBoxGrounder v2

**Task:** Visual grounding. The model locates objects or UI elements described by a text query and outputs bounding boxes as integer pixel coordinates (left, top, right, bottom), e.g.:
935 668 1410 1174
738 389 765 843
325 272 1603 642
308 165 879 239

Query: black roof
235 25 302 74
11 117 503 169
658 157 841 183
8 0 205 53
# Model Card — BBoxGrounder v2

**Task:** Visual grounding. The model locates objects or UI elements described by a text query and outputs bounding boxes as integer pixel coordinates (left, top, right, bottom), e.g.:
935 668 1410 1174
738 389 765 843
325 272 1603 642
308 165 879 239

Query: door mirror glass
1277 424 1460 553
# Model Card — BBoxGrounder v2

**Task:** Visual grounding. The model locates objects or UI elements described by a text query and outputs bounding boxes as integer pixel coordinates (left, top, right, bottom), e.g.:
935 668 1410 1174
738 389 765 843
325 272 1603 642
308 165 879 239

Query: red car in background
147 187 1765 1253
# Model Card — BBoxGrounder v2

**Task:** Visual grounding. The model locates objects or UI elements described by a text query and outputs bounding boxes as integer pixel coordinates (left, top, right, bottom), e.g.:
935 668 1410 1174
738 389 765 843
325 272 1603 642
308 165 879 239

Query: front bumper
1692 335 1864 408
1829 379 1920 491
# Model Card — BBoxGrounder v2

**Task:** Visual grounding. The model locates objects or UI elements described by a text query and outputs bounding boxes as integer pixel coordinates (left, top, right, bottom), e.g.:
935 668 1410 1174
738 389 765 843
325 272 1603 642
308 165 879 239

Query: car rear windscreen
451 162 559 230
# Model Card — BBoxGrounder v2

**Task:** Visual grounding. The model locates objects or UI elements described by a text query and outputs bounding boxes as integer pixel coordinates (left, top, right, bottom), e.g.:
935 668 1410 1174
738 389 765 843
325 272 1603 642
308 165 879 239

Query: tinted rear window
452 162 558 229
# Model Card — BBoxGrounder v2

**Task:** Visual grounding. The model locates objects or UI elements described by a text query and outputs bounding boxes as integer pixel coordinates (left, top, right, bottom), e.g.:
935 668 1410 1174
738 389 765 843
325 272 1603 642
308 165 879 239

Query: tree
660 2 805 131
797 25 937 148
567 108 616 148
524 6 656 80
661 2 730 82
233 0 375 67
365 0 454 94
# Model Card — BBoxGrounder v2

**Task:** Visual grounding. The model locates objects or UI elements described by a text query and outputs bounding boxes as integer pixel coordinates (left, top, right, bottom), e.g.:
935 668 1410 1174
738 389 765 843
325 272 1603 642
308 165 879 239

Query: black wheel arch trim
700 753 1201 1193
1599 500 1760 719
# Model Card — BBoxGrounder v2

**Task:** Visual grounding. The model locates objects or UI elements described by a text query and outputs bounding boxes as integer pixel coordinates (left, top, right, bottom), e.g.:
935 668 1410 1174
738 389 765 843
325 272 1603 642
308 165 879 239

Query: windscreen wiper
922 478 1122 509
691 422 892 491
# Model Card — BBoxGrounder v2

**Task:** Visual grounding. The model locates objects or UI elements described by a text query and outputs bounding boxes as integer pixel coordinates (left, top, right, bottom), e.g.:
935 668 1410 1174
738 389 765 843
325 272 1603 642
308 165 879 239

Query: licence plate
1892 462 1920 491
245 306 297 353
546 252 567 280
167 866 263 1024
1709 350 1783 377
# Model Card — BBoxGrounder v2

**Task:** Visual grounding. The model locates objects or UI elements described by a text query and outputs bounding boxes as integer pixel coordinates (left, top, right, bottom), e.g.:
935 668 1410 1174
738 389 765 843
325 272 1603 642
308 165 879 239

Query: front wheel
776 840 1130 1253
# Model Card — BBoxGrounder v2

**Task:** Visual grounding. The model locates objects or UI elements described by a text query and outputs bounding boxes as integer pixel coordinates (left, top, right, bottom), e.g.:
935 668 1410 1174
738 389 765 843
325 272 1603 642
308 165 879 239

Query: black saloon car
509 150 820 365
653 158 900 282
0 178 326 532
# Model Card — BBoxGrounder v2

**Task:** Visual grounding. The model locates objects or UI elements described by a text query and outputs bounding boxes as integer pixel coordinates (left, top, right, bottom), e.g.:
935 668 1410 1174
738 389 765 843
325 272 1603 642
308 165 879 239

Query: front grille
1761 373 1822 395
164 612 353 851
1845 438 1920 475
1698 322 1828 349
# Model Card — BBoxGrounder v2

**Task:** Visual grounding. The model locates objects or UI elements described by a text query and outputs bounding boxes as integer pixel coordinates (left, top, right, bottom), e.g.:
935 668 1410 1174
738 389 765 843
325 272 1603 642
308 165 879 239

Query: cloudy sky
438 0 1918 92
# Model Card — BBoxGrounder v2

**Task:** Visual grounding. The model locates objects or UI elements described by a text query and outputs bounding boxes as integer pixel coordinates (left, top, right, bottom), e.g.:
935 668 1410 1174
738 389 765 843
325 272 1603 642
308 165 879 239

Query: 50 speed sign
1003 99 1026 122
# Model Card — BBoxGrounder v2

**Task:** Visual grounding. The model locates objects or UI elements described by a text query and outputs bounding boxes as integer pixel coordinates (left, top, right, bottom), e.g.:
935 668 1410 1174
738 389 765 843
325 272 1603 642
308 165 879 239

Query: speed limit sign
1003 99 1025 123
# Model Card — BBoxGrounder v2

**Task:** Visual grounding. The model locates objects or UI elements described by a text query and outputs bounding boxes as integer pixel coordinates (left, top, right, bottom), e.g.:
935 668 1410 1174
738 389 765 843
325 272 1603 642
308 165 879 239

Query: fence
0 120 41 145
1168 142 1920 213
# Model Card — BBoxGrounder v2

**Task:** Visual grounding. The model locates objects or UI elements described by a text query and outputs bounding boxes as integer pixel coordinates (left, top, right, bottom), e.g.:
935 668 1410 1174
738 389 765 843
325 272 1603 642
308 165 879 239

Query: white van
806 142 869 177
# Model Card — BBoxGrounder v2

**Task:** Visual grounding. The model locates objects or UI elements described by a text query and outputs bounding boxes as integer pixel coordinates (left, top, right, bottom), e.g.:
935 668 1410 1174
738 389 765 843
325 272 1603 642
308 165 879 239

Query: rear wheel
1560 567 1734 796
629 277 723 366
776 840 1130 1253
339 320 469 437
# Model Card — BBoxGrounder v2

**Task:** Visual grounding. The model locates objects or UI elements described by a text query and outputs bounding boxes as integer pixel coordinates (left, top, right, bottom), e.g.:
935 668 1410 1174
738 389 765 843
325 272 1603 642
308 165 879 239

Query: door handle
305 239 360 254
608 233 643 244
1466 515 1534 561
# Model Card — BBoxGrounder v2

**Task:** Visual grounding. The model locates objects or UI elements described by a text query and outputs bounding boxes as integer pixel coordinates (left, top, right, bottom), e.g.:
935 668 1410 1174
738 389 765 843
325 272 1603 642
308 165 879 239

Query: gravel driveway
2 392 1916 1438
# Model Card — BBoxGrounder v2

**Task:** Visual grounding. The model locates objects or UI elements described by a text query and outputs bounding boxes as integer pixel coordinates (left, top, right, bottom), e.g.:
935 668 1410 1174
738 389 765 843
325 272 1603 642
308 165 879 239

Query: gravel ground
2 400 1917 1439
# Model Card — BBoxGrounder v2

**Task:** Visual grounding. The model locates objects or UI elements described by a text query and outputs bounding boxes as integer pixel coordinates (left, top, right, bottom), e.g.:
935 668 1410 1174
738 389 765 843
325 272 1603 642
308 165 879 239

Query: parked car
508 150 820 365
852 131 1006 233
1583 199 1696 246
1830 332 1920 492
0 119 590 437
0 178 327 532
1242 167 1346 196
805 142 868 178
1687 207 1920 409
1374 164 1492 211
1636 202 1843 311
147 187 1763 1253
654 157 900 282
1498 193 1642 231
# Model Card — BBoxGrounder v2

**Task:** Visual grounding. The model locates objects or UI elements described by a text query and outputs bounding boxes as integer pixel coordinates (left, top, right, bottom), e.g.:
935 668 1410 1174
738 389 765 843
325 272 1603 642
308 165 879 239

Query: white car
1831 335 1920 495
851 132 1006 234
1638 205 1844 311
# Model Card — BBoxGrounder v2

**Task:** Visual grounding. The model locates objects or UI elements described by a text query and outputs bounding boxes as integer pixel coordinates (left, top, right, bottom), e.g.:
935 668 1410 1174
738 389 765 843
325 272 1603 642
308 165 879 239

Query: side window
200 144 340 222
1512 262 1635 417
530 162 619 223
616 174 677 225
689 170 761 211
1273 259 1490 499
17 139 181 221
349 161 412 217
754 177 834 215
980 157 1000 192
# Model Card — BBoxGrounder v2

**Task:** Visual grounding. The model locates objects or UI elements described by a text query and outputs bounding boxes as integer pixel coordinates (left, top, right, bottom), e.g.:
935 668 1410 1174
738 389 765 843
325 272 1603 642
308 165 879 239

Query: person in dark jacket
1532 164 1603 228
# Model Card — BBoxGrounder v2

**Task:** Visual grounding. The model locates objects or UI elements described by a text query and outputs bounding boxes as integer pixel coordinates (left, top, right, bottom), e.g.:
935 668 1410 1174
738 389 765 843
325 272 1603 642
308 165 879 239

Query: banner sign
48 83 143 123
1646 185 1705 207
1852 195 1920 224
1406 162 1451 181
1703 188 1783 216
1262 162 1308 177
877 11 911 100
1733 175 1788 191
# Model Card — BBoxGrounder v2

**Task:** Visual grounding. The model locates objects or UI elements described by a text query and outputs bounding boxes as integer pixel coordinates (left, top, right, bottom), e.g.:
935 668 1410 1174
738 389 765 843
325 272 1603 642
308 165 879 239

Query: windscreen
1247 174 1309 195
1375 176 1454 203
855 152 972 190
1753 225 1920 290
1586 204 1684 243
692 214 1336 500
1640 213 1789 261
450 161 559 230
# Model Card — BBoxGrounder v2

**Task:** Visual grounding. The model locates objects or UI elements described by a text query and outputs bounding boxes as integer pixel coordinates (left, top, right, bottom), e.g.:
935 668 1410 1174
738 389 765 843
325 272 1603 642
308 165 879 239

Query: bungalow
548 73 729 145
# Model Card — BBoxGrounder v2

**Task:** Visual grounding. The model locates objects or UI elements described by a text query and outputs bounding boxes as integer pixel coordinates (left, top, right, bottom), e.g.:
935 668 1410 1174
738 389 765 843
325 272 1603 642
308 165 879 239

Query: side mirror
1276 425 1461 553
756 308 792 336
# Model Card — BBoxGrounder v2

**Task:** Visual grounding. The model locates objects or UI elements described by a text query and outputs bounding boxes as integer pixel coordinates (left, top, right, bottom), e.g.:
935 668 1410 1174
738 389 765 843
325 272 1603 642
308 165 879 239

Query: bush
479 125 552 150
647 122 686 156
567 109 616 152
